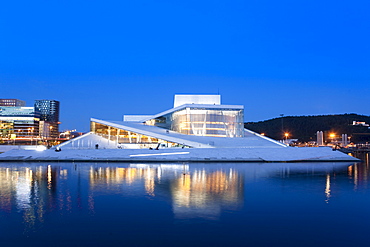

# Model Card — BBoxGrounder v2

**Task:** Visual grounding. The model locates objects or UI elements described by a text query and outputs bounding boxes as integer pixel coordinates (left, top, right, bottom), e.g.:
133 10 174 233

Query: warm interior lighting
182 121 227 124
181 128 228 131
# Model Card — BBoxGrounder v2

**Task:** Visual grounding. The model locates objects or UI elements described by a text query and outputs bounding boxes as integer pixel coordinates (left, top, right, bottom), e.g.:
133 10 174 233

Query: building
64 94 286 149
0 106 40 139
0 99 60 143
89 94 249 149
0 94 359 162
34 100 60 138
0 99 26 107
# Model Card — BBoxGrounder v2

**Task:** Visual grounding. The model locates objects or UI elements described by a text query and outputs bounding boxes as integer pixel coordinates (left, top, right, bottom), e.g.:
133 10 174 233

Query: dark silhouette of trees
245 114 370 143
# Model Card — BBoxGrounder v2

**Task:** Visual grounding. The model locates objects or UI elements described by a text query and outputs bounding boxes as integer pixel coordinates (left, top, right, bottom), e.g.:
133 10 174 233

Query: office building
34 100 60 138
0 106 40 138
0 99 26 107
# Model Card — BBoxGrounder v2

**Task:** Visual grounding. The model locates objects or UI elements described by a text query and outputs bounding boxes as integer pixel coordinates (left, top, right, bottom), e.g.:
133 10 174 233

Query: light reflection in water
325 174 331 203
347 156 369 190
171 168 243 219
0 161 365 235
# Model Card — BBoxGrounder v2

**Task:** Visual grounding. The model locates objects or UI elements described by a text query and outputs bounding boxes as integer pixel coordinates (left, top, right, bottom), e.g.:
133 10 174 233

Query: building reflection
0 164 89 231
345 153 369 190
1 160 369 229
0 165 58 229
88 164 244 219
89 166 160 196
170 168 243 219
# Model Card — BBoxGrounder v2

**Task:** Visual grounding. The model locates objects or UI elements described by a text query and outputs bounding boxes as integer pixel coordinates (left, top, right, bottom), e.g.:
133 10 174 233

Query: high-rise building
34 100 60 138
0 99 26 107
34 100 60 122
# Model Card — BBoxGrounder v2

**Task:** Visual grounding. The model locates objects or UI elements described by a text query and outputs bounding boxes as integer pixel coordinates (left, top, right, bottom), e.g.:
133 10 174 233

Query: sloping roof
91 118 286 148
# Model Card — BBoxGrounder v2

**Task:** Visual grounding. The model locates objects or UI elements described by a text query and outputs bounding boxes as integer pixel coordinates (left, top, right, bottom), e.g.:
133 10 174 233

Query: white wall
56 132 119 149
174 95 221 107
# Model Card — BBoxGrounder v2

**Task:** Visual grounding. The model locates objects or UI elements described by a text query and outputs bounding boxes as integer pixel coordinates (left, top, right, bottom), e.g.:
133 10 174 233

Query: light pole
329 133 335 145
31 127 34 145
50 126 54 146
284 132 289 144
280 114 284 139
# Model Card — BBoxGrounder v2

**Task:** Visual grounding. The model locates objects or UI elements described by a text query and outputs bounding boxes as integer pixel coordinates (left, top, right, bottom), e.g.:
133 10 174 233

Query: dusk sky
1 0 369 132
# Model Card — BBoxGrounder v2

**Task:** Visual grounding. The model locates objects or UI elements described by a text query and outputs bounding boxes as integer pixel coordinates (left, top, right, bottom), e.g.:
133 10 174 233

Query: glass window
146 107 244 138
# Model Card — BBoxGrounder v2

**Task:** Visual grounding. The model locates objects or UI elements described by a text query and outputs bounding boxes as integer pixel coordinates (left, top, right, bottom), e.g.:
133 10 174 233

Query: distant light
260 133 265 136
329 133 335 138
284 133 289 137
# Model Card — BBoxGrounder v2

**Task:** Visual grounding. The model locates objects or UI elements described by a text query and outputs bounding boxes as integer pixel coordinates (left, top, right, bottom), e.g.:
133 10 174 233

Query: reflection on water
89 164 243 219
170 168 243 219
325 174 331 203
0 162 362 219
0 159 369 246
0 166 53 229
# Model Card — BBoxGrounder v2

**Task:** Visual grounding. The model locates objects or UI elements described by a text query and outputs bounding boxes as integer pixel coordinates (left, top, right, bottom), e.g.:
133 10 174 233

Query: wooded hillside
245 114 370 143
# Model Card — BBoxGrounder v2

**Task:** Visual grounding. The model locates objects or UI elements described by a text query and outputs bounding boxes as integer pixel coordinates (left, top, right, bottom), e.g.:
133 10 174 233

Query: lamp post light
280 114 284 139
49 126 53 146
284 132 289 144
329 133 336 145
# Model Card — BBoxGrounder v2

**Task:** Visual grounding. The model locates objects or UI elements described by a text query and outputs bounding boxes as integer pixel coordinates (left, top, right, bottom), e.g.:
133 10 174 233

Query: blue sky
1 0 369 132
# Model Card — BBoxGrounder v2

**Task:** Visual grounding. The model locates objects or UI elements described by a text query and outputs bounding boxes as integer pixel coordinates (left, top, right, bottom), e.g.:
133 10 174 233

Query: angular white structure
0 95 359 162
173 94 221 107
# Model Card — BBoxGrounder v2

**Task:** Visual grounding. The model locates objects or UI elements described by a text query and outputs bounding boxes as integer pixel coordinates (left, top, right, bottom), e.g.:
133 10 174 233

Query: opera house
0 95 359 162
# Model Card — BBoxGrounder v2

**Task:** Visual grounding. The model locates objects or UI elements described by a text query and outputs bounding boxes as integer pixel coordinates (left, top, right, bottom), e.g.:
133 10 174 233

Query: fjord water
0 157 369 246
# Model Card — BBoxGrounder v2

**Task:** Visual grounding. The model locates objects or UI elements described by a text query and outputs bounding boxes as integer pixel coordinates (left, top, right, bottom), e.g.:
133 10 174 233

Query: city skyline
1 0 369 132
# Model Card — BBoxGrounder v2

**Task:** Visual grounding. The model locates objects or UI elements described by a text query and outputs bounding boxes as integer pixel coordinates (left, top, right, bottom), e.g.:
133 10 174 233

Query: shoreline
0 147 360 163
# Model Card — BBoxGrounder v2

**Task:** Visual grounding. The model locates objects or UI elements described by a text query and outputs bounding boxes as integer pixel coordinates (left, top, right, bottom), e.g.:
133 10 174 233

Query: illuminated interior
145 107 244 138
90 121 184 148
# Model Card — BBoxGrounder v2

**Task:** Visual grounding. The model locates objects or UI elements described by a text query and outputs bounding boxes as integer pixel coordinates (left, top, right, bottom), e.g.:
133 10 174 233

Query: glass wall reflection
88 164 244 219
0 161 366 229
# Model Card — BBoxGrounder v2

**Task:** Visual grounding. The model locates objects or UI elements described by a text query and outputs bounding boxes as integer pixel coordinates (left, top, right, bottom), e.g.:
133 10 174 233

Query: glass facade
34 100 60 138
34 100 60 122
91 121 184 148
0 107 40 138
145 107 244 138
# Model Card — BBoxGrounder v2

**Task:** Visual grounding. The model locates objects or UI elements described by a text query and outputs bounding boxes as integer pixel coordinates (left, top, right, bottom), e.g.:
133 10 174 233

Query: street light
329 133 336 145
49 126 53 146
284 132 289 144
280 114 284 138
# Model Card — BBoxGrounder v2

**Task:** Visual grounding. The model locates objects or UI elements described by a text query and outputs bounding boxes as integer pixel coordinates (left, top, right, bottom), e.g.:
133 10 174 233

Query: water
0 156 369 246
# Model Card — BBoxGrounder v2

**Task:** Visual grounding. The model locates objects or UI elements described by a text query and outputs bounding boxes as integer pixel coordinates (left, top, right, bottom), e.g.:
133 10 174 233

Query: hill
245 114 370 143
